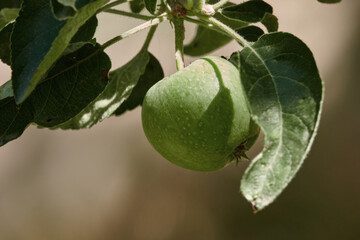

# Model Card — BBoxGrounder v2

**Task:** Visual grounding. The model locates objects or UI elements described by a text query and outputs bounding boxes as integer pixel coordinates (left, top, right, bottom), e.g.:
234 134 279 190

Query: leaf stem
212 0 229 10
101 12 168 50
142 25 158 50
97 0 128 14
198 15 251 48
173 16 185 71
104 9 153 21
184 16 228 36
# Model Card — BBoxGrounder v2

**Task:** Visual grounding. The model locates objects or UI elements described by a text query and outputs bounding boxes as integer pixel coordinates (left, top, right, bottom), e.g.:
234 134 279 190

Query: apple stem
173 16 186 71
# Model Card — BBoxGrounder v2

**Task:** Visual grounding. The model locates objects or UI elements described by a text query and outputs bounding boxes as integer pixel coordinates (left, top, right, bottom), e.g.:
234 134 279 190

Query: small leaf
0 80 13 100
130 0 145 13
51 0 77 20
144 0 162 15
115 52 164 115
261 12 278 32
184 11 248 56
56 0 77 9
0 97 33 146
0 8 19 30
236 26 264 42
318 0 341 3
57 48 150 129
184 26 232 56
0 44 111 146
11 0 110 104
0 23 13 65
70 15 98 43
221 1 273 23
231 32 323 210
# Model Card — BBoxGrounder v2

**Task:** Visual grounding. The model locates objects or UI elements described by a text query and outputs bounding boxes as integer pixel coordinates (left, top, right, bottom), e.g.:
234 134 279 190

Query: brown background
0 0 359 239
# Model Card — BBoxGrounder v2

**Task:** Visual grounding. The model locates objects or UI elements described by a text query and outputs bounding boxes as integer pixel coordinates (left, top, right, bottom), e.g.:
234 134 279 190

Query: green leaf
51 0 77 19
0 0 21 10
32 44 111 127
0 44 111 146
0 23 13 65
115 52 164 115
184 26 232 56
57 0 77 9
57 48 150 129
144 0 162 14
0 8 19 30
318 0 341 3
184 12 248 56
231 32 323 211
11 0 109 104
130 0 145 13
221 1 273 23
0 97 33 146
0 80 13 100
70 15 98 43
236 26 264 42
261 12 278 32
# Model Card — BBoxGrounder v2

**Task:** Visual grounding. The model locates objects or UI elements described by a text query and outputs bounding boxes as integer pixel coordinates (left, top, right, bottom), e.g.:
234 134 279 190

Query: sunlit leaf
0 44 111 146
57 48 151 129
230 32 323 211
115 52 164 115
0 8 19 30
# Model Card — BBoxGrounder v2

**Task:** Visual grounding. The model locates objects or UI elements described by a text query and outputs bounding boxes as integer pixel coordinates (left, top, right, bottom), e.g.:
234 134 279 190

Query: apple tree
0 0 340 211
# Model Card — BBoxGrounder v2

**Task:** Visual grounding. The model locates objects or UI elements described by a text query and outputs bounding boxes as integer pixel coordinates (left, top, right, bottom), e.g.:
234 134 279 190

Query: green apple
142 56 253 171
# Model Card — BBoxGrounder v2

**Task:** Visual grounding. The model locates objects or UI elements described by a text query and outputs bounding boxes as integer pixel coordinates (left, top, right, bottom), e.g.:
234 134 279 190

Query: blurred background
0 0 359 239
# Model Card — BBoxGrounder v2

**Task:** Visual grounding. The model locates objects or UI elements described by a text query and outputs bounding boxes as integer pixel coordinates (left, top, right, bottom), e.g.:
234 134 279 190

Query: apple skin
142 56 251 171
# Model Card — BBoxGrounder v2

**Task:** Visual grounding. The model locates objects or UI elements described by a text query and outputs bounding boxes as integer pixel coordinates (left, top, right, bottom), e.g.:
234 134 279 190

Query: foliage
0 0 339 211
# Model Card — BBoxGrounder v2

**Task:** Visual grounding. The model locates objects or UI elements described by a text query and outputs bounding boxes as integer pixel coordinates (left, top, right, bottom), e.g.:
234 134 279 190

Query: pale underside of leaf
236 32 323 211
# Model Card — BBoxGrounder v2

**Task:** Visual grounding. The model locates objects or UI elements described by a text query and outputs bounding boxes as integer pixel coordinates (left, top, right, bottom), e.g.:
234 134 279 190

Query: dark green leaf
0 23 13 65
115 52 163 115
184 11 248 56
236 26 264 42
261 12 278 32
221 1 273 23
144 0 161 14
0 0 21 10
57 0 77 9
57 48 150 129
70 15 98 43
0 44 111 146
130 0 145 13
231 32 323 211
62 39 96 56
32 44 111 127
0 8 19 30
11 0 109 104
318 0 341 3
0 97 33 146
51 0 77 19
